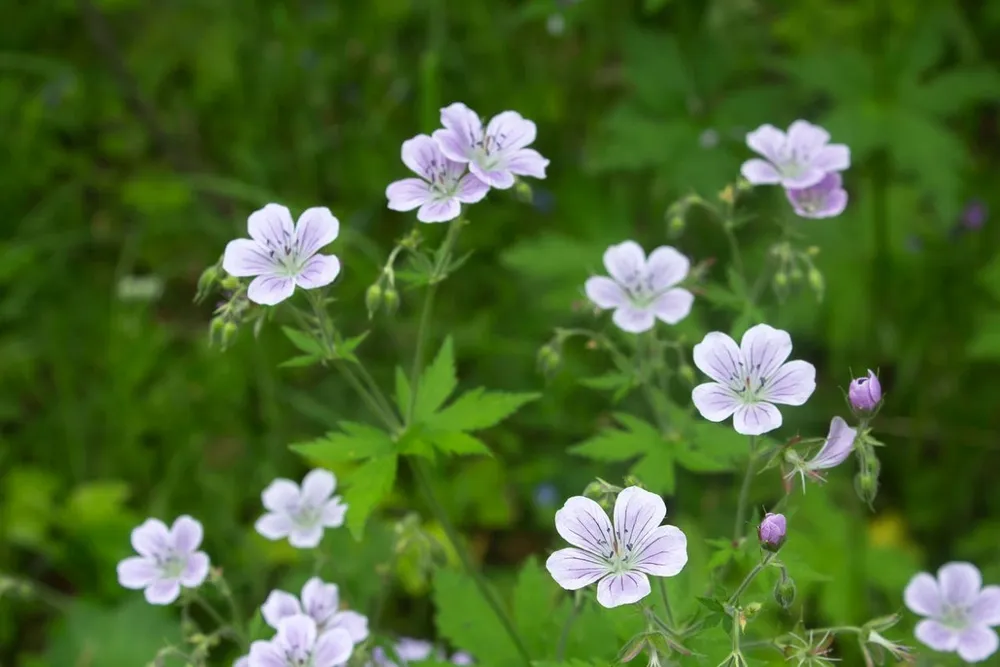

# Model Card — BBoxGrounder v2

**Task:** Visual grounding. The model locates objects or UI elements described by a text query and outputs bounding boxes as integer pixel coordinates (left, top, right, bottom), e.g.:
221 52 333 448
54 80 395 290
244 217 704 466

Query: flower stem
727 551 776 606
732 436 758 543
555 594 583 661
658 577 676 628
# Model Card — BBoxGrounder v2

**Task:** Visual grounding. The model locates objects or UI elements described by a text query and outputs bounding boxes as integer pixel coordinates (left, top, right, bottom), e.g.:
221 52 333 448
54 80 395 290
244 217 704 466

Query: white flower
261 577 368 642
116 516 210 605
254 469 347 548
248 614 353 667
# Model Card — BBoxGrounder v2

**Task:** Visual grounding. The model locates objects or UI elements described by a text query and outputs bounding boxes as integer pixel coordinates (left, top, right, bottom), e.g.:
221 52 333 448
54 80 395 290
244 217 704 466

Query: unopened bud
667 215 685 237
774 572 796 609
514 179 534 204
719 185 735 205
854 468 879 507
220 274 241 291
383 287 400 316
365 283 383 318
735 177 752 192
849 369 882 413
789 267 803 282
195 264 221 302
678 363 696 386
807 267 824 295
774 272 788 288
758 512 787 552
536 344 562 378
806 246 820 256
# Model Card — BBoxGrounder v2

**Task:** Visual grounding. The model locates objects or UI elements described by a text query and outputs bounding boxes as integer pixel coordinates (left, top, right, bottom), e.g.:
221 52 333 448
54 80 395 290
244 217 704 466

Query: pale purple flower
545 486 688 609
785 172 848 219
451 652 474 665
904 562 1000 663
248 614 353 667
261 577 368 644
234 659 249 667
786 416 858 491
370 638 471 666
223 204 341 306
691 324 816 435
116 516 210 605
848 370 882 412
584 241 694 334
385 134 489 223
255 469 347 549
741 120 850 189
432 102 549 189
757 513 786 551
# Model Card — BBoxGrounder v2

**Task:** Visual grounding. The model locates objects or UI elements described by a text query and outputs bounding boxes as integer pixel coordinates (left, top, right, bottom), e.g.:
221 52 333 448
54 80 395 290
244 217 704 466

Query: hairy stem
727 551 776 606
732 436 758 543
658 577 676 628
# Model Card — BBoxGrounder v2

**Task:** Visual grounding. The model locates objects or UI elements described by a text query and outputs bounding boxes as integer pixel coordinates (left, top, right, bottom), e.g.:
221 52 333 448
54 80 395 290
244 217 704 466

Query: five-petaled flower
223 204 341 306
584 241 694 333
785 172 848 219
741 121 850 189
545 486 688 608
904 562 1000 663
262 577 368 642
385 134 489 223
785 416 857 490
432 102 549 189
117 515 210 605
255 469 348 548
248 614 354 667
691 324 816 435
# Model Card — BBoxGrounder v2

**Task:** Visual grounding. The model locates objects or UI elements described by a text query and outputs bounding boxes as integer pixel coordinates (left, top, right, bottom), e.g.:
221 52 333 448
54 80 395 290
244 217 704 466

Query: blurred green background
3 0 1000 664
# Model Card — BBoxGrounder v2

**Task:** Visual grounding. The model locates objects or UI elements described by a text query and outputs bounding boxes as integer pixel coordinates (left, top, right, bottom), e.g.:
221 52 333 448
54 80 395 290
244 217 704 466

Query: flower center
292 503 322 529
939 605 969 630
470 131 511 171
424 157 459 200
261 231 306 276
155 552 185 579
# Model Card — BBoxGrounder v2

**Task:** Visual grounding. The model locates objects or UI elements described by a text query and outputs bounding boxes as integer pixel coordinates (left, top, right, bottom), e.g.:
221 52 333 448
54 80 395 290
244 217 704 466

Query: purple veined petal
915 619 960 652
596 571 651 608
740 324 793 385
807 416 856 470
276 614 318 661
958 626 1000 663
545 547 609 590
786 174 848 219
468 161 515 189
313 627 354 667
248 203 295 250
740 159 782 185
939 562 983 607
401 134 446 180
301 577 339 626
289 524 325 549
645 246 690 291
691 382 741 423
329 609 370 643
971 586 1000 626
301 469 336 506
248 639 287 667
759 359 816 406
631 525 688 577
612 486 666 549
255 512 293 541
180 551 210 587
692 331 742 385
651 288 693 325
733 401 782 436
436 102 483 161
779 165 827 190
417 197 462 223
262 479 300 512
554 496 614 557
144 578 182 605
612 304 656 334
455 173 490 204
386 178 431 211
170 515 204 553
602 240 645 286
247 275 296 306
786 120 830 154
262 589 303 629
432 128 472 164
745 123 787 162
131 518 171 559
904 572 943 617
584 276 627 309
294 254 341 290
811 144 850 172
295 207 339 258
117 556 160 589
486 111 537 152
223 239 278 277
321 497 347 527
505 148 549 179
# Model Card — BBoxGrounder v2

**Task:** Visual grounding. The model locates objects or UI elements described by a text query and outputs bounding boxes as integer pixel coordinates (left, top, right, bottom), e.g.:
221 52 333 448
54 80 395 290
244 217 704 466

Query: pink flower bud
849 369 882 412
758 513 786 552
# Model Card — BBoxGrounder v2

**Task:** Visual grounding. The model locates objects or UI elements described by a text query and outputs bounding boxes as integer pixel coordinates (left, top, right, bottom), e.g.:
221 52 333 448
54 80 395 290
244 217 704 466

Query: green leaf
337 330 370 361
395 366 412 416
428 430 493 457
278 354 322 369
281 326 325 357
290 422 395 465
967 312 1000 360
512 556 562 659
426 389 540 432
433 569 521 667
909 67 1000 117
569 414 677 494
414 337 457 421
344 455 398 539
578 372 634 393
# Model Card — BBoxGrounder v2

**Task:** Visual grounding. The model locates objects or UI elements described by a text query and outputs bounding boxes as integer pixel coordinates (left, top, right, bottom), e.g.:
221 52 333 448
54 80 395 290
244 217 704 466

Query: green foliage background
2 0 1000 664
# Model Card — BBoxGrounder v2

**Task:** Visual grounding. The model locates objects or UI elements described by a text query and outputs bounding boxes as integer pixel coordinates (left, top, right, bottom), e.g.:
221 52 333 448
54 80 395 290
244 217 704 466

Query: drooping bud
849 369 882 413
807 267 824 299
758 513 787 552
536 343 562 378
365 283 383 319
195 263 221 303
854 463 880 508
383 287 400 316
774 567 796 609
678 363 696 386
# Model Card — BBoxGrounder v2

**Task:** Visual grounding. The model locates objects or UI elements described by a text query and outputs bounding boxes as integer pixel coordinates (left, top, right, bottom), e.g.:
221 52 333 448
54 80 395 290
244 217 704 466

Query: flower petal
915 620 960 652
170 515 203 553
321 498 347 527
740 159 782 185
971 586 1000 626
301 469 336 506
295 207 339 258
506 148 549 179
651 288 693 325
277 615 318 660
780 166 827 189
612 305 655 333
255 512 293 541
546 547 610 590
745 124 786 162
456 173 490 203
401 134 446 180
811 144 850 172
554 496 614 557
939 562 982 607
958 627 1000 663
596 571 651 608
248 640 286 667
613 486 666 549
759 359 815 406
313 628 354 667
144 578 181 605
645 246 689 291
294 254 341 290
787 120 830 153
262 479 300 512
386 178 431 211
436 102 483 161
468 162 515 189
692 331 742 385
262 589 303 629
117 556 159 589
740 324 793 385
451 651 474 665
234 656 249 667
247 275 295 306
691 383 741 422
180 552 210 587
733 402 782 436
330 610 370 643
807 416 856 470
131 518 171 559
248 203 295 250
289 524 325 549
486 111 537 152
602 241 645 287
904 572 942 617
417 197 462 223
301 577 339 625
396 638 435 661
584 276 627 309
631 525 687 577
223 239 277 277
